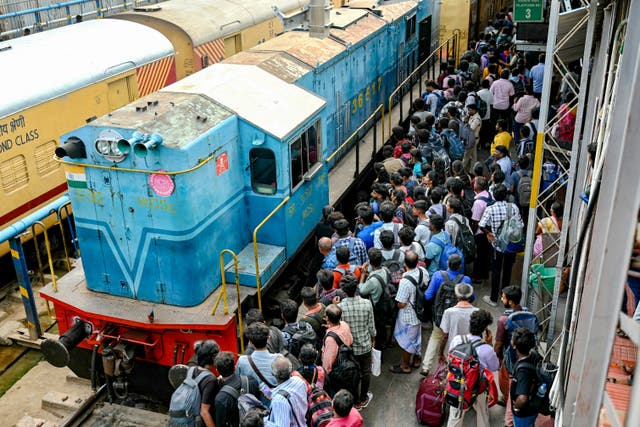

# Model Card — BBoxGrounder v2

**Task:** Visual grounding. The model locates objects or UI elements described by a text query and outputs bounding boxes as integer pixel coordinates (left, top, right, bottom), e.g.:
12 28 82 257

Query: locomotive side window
405 14 416 41
249 148 277 195
290 121 321 190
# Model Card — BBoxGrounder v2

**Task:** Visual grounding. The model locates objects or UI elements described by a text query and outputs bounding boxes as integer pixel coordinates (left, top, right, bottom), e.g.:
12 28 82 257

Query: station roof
115 0 306 47
164 63 326 140
0 20 173 118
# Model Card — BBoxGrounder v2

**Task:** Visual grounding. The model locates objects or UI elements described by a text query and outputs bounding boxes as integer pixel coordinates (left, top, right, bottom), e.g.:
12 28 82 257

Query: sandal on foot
389 364 411 374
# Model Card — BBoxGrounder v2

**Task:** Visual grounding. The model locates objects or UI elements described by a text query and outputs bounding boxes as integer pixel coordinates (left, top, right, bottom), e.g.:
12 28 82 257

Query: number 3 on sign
525 8 531 19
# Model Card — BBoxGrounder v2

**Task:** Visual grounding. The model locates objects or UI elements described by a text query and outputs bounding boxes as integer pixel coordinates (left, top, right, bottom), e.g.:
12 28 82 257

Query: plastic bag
371 348 381 377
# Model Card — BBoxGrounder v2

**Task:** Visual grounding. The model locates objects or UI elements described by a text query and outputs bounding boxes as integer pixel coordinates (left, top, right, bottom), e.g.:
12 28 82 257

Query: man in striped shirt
264 355 308 427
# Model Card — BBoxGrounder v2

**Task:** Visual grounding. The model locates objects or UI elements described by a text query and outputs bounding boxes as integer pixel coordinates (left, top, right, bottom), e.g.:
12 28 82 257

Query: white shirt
477 88 494 120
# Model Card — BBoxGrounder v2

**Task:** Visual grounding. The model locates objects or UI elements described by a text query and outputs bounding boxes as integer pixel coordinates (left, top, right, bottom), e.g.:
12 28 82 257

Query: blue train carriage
40 62 327 396
226 0 431 163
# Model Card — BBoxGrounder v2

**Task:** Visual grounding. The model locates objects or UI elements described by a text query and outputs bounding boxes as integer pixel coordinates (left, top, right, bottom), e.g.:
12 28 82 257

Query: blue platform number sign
513 0 544 23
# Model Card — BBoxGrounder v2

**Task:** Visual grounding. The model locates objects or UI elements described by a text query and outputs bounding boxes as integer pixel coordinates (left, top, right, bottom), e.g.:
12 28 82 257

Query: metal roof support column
520 0 560 304
562 2 640 423
545 0 598 342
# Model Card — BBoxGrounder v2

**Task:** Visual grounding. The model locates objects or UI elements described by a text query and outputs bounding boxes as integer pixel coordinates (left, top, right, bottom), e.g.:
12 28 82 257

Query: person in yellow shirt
491 119 512 153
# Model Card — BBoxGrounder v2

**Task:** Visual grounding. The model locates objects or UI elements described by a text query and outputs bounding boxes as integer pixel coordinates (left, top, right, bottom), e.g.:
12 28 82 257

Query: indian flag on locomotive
64 165 87 189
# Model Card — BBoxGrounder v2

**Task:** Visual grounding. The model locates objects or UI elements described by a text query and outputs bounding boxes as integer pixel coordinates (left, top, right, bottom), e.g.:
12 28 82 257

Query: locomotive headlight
94 130 127 162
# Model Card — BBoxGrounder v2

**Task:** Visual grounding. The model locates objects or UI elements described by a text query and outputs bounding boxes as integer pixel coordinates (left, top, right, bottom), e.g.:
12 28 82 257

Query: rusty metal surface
224 51 312 83
92 92 233 150
169 63 326 140
330 11 386 45
248 31 345 68
374 0 417 23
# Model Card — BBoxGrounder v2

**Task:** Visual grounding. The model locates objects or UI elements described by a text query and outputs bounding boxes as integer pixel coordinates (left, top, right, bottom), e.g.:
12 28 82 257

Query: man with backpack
425 214 463 277
373 201 403 249
333 219 368 266
215 351 260 427
479 184 525 307
358 248 394 350
445 309 500 427
445 197 476 275
264 356 309 427
338 275 376 409
391 251 428 374
236 323 281 407
494 286 539 427
169 340 220 427
423 80 447 116
332 245 362 288
509 328 541 427
281 299 317 360
321 304 358 398
379 229 405 293
510 157 532 225
326 390 363 427
419 254 472 376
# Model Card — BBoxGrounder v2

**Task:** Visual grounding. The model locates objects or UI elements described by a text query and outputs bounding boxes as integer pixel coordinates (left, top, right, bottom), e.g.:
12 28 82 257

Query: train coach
0 19 175 257
40 0 435 400
114 0 308 80
0 0 309 260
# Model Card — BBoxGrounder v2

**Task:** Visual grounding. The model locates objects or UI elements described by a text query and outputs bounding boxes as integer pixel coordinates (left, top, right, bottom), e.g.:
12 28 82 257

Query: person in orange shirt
332 245 362 288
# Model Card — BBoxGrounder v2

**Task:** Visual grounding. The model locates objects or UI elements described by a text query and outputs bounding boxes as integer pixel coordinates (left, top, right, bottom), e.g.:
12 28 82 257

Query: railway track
58 385 170 427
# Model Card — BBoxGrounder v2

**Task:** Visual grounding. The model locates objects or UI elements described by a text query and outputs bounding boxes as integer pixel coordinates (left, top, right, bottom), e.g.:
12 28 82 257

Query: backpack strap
220 384 240 400
392 249 401 262
247 355 275 388
192 367 214 385
325 331 344 347
276 390 303 427
333 266 346 276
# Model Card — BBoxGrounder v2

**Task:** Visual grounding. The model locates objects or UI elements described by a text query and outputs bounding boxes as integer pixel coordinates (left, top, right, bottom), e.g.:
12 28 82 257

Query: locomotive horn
133 133 163 157
116 131 144 155
55 136 87 159
41 318 93 368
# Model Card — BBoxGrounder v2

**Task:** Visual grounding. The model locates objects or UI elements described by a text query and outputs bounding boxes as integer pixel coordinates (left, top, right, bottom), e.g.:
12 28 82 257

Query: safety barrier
0 0 161 39
387 30 461 135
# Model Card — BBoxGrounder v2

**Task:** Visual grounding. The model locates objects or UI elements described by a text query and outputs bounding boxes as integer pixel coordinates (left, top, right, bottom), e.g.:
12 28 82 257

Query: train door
107 75 136 111
224 34 242 58
419 16 432 62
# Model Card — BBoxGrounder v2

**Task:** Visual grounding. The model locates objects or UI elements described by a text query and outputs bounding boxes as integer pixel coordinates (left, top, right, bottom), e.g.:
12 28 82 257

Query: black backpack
405 267 429 322
450 216 476 262
433 272 463 327
284 322 318 359
370 270 395 325
325 332 360 396
515 351 558 416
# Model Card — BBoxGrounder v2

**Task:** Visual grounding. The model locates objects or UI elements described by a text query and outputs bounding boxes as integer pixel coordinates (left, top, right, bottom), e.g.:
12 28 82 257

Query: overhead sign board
514 0 544 23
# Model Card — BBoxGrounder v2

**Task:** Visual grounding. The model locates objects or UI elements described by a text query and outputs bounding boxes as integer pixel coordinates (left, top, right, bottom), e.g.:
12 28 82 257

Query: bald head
318 237 332 255
271 355 293 384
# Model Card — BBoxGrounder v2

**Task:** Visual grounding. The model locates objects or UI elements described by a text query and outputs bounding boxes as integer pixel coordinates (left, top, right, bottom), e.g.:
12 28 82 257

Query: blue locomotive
41 0 433 400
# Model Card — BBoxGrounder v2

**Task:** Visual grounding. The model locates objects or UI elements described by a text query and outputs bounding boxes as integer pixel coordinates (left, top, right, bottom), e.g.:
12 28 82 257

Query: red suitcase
416 361 447 426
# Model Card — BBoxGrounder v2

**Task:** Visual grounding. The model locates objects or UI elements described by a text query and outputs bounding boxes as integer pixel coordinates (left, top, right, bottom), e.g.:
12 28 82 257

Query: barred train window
290 121 321 189
250 148 277 195
405 14 416 41
0 154 28 193
35 140 60 176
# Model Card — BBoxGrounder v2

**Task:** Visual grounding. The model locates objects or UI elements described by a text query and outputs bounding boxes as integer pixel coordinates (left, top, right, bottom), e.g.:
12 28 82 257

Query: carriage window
290 121 320 189
406 14 416 41
250 148 277 195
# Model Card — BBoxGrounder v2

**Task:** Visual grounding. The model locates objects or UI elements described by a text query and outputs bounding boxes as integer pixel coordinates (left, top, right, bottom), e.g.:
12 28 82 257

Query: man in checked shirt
478 183 524 307
338 274 376 409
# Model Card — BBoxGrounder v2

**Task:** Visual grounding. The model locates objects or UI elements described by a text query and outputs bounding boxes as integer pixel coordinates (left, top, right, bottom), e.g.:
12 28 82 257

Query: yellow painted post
252 197 290 312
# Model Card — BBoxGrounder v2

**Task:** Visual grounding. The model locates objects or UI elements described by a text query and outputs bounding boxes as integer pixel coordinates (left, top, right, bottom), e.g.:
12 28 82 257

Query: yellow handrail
214 249 245 353
325 104 385 163
252 196 290 311
387 30 461 135
30 221 58 292
53 149 218 176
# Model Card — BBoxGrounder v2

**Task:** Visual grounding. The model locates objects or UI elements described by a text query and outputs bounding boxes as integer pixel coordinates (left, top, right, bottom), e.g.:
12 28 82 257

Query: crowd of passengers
169 9 583 427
